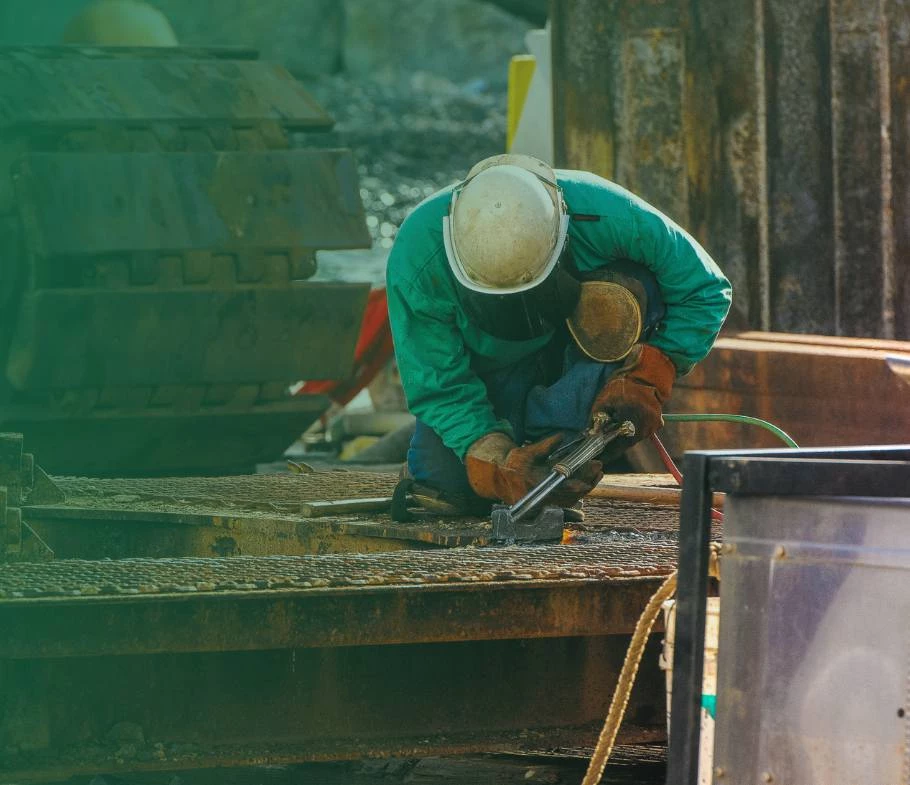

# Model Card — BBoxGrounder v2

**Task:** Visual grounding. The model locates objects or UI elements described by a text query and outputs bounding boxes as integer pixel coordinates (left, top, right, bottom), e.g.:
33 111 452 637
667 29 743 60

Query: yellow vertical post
507 54 537 151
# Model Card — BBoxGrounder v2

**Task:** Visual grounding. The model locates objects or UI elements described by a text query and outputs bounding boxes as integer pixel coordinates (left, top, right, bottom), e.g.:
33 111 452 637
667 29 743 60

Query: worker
62 0 178 47
387 154 732 515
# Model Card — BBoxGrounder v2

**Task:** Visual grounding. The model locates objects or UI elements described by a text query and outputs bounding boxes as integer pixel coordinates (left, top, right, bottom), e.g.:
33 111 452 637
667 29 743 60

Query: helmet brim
443 209 569 295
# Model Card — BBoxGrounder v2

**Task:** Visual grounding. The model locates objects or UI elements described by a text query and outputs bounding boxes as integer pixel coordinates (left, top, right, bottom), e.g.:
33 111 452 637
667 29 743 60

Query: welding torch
505 414 636 524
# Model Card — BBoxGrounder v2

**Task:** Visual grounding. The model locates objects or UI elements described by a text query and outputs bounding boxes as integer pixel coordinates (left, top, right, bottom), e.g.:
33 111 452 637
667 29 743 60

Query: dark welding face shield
454 253 651 359
450 248 651 356
452 248 581 342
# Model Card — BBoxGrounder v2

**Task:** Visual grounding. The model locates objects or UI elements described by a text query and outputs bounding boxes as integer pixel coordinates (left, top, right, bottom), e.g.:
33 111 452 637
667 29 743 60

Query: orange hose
650 433 723 522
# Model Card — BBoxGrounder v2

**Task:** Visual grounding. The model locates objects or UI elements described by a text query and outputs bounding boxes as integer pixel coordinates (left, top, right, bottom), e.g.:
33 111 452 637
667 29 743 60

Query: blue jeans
408 268 665 498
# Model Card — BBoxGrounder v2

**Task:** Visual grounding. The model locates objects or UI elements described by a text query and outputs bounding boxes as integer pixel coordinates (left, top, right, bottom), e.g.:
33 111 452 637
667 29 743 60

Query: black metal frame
666 445 910 785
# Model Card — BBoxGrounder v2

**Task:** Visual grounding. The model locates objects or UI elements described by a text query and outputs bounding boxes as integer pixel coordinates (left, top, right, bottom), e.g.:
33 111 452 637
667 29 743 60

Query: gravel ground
298 72 509 285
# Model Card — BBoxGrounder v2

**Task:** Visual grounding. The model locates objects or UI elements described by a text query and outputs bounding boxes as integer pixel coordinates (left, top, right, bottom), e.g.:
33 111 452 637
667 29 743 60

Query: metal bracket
0 432 62 561
491 504 565 544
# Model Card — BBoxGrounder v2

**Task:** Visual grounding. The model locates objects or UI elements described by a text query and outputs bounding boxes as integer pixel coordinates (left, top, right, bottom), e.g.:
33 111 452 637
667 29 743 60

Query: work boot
391 467 491 521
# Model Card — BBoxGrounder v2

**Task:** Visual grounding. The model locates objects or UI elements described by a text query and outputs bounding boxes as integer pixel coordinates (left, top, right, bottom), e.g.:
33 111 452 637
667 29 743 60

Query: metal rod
507 421 636 524
508 472 567 523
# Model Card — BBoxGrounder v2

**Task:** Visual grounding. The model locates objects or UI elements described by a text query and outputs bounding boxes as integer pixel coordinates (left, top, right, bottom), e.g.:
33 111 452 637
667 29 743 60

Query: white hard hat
443 155 569 294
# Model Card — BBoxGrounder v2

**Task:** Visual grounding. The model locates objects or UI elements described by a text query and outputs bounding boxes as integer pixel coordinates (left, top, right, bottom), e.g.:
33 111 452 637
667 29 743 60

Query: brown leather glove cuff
591 344 677 442
622 344 676 401
465 432 604 506
464 432 518 501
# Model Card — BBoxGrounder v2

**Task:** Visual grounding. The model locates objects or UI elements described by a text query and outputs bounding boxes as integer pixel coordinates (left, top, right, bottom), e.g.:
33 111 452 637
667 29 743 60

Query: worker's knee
407 420 475 498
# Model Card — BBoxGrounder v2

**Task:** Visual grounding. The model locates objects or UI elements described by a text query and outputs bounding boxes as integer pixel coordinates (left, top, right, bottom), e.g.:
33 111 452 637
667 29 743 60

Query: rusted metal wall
552 0 909 339
0 545 672 778
663 332 910 454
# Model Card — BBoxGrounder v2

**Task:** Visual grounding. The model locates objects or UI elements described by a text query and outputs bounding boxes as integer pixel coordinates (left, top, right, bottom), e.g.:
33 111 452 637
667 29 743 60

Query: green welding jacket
386 169 732 460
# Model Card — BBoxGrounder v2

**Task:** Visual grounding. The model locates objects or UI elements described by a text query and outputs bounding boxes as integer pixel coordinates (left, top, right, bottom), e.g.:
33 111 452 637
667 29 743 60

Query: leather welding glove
590 344 676 461
464 431 603 507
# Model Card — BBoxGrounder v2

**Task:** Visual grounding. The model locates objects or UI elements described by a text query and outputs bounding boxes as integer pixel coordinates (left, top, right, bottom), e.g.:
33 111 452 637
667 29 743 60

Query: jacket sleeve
386 270 514 460
596 197 732 375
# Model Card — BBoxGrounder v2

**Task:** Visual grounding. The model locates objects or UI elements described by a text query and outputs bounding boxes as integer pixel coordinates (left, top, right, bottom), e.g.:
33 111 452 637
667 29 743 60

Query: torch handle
507 420 636 523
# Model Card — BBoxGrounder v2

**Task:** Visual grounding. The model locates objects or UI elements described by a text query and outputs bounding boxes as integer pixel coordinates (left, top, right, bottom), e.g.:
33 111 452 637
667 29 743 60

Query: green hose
662 413 799 448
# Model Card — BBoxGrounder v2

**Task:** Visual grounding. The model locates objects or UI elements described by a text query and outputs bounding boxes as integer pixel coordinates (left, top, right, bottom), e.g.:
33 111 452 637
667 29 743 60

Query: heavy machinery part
551 0 910 339
0 538 674 780
7 281 369 389
22 471 690 558
2 397 338 479
0 46 371 475
491 504 565 543
0 49 332 134
13 150 365 268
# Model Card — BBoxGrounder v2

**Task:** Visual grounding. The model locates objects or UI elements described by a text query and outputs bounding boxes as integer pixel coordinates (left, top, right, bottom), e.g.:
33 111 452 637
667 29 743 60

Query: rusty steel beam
0 636 665 783
552 0 687 211
0 575 669 659
664 332 910 453
0 541 676 654
20 471 475 556
0 545 673 779
551 1 617 181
